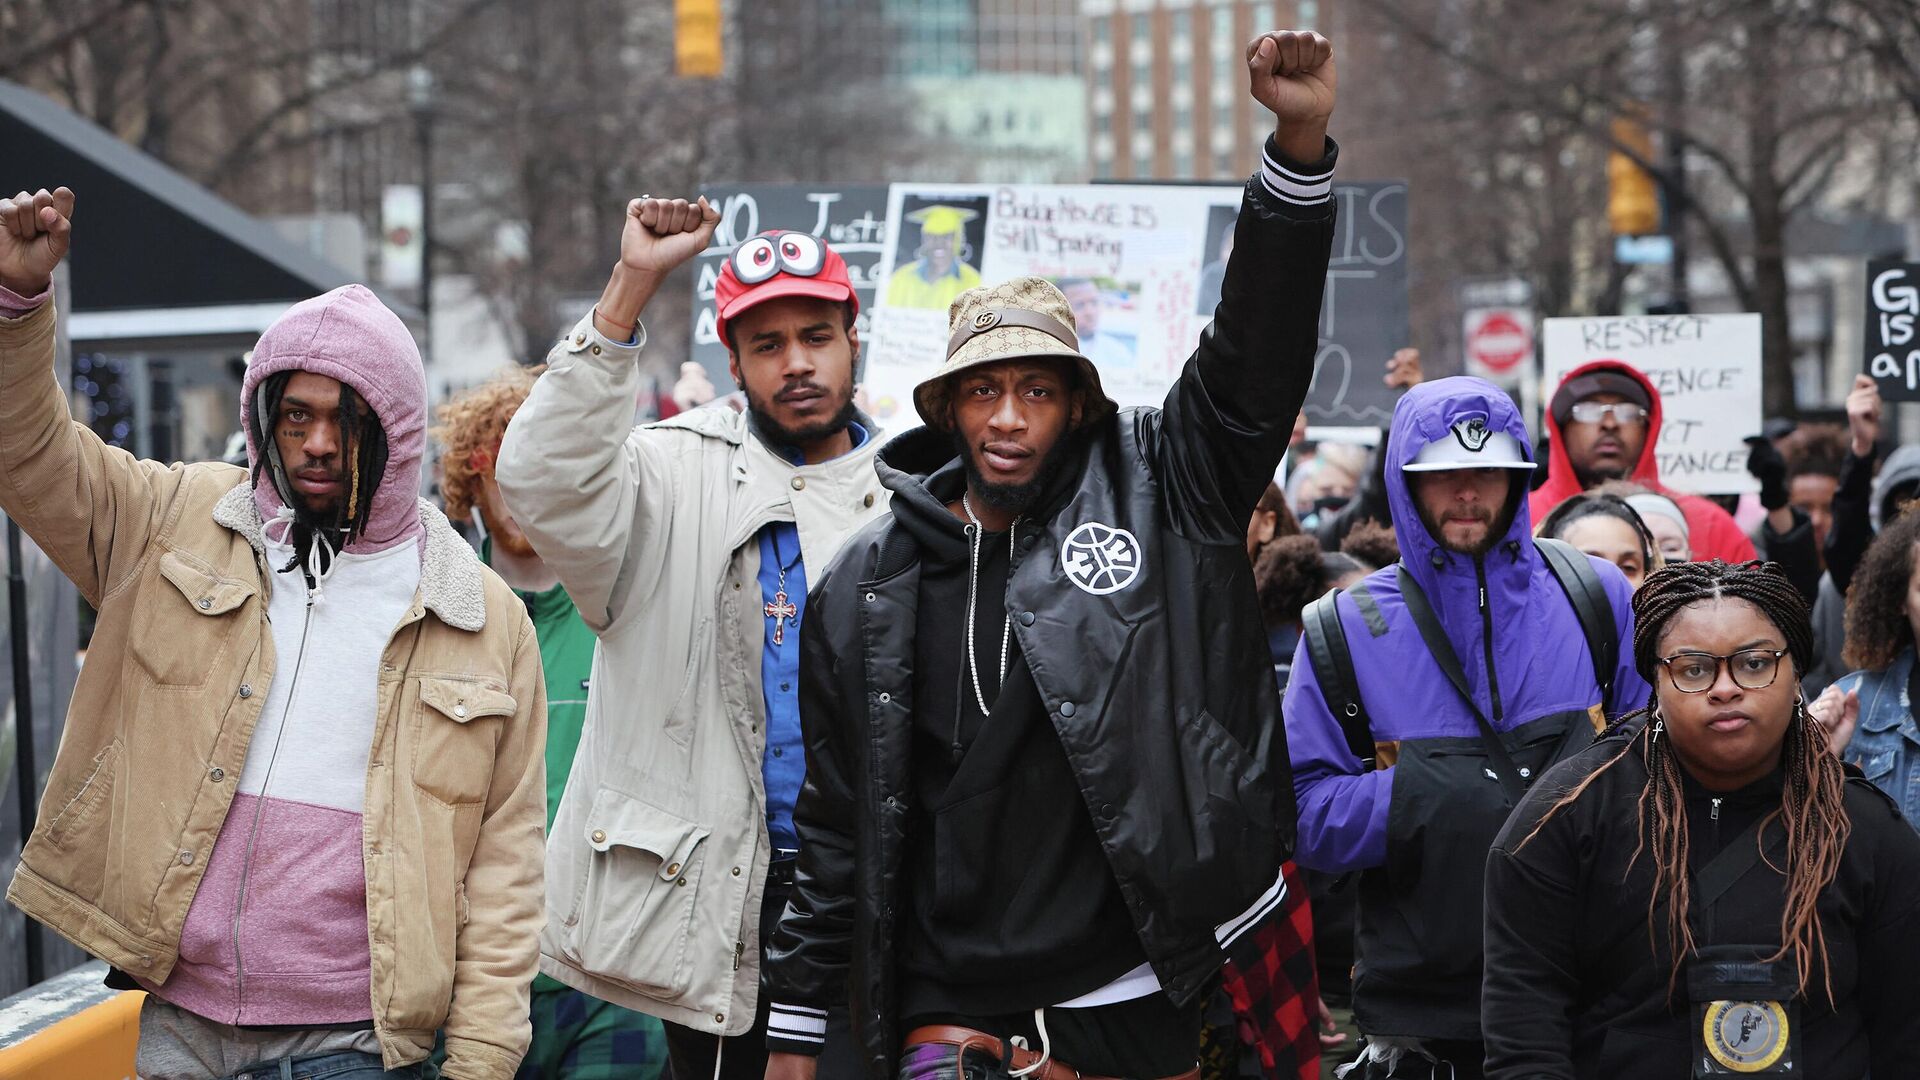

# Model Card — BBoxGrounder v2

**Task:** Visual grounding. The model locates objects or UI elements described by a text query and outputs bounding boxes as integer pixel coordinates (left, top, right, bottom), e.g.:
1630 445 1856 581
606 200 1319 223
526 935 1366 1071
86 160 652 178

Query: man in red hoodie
1531 360 1756 564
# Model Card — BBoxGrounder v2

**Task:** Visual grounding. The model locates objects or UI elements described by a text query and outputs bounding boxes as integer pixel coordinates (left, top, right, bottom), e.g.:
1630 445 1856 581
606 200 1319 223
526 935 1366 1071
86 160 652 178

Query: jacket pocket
561 787 711 999
42 740 120 852
409 676 513 807
129 550 252 690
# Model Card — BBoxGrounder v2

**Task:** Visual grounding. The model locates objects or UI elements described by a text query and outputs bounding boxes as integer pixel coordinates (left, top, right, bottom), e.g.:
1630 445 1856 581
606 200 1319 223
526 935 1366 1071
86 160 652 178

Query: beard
1418 487 1521 558
1573 459 1630 486
956 430 1077 516
745 385 858 449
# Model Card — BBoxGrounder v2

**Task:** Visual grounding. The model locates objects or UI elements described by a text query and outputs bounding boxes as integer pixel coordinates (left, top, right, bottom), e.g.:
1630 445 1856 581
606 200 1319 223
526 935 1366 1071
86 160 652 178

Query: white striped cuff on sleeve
767 1002 828 1047
1260 146 1334 208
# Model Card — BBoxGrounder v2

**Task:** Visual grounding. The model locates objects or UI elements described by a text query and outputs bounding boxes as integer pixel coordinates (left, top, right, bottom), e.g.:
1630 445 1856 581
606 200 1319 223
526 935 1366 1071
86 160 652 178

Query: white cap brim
1402 429 1536 471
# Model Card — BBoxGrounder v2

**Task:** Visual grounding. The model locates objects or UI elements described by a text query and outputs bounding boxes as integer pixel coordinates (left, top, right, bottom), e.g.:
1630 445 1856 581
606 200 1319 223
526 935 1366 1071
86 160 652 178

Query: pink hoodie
143 285 430 1026
240 284 426 554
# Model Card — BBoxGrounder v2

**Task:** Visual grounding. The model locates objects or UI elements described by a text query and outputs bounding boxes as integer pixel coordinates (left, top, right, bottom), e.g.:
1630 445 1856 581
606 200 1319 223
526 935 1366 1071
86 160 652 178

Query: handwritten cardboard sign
1541 314 1762 495
1865 259 1920 403
858 180 1409 433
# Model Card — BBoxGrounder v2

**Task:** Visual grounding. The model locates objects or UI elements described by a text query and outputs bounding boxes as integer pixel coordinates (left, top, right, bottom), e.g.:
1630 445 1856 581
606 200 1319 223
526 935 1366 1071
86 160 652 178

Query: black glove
1745 435 1789 511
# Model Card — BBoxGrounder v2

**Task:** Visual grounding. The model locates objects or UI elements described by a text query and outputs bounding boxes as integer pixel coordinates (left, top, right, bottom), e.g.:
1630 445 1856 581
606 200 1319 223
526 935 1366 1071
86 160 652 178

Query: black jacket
762 159 1337 1075
1484 715 1920 1079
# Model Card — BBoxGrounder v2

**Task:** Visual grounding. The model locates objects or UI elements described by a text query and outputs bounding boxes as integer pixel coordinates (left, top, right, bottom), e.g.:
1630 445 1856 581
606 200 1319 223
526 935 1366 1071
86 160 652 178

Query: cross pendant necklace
765 539 799 646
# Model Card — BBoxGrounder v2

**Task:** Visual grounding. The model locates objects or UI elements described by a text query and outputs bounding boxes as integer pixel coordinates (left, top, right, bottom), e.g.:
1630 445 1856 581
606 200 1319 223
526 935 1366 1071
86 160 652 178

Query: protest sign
1312 181 1409 427
858 180 1409 431
1864 259 1920 402
691 184 889 384
1541 314 1762 495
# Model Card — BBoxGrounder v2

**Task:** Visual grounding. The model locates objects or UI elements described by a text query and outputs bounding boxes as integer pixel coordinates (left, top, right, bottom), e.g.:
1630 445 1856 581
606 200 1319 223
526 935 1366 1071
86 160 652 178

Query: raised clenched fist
1246 31 1336 129
619 196 721 277
0 187 75 296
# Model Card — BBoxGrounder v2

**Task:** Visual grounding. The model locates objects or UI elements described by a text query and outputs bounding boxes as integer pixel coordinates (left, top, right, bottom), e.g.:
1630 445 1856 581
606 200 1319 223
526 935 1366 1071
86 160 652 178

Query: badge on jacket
1061 522 1142 595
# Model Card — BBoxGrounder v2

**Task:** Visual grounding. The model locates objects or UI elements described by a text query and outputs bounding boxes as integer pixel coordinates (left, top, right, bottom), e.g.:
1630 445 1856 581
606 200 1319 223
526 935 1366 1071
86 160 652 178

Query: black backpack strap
1302 589 1376 768
1535 537 1619 712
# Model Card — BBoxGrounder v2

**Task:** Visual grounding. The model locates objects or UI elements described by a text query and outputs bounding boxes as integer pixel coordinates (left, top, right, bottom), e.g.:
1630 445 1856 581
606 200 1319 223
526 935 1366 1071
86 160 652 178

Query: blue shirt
758 422 868 851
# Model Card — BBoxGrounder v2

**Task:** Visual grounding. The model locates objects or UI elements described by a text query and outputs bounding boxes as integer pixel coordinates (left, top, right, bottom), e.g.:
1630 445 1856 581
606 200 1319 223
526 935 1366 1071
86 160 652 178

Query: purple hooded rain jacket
1281 376 1649 1041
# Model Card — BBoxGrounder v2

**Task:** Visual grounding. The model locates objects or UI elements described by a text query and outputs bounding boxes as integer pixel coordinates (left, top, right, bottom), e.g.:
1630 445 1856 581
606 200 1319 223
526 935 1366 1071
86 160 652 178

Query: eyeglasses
1568 401 1648 424
1654 649 1787 694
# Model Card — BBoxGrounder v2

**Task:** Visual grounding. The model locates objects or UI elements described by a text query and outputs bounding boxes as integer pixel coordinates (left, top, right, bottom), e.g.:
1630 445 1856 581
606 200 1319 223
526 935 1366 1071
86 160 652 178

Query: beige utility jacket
496 314 888 1037
0 300 548 1079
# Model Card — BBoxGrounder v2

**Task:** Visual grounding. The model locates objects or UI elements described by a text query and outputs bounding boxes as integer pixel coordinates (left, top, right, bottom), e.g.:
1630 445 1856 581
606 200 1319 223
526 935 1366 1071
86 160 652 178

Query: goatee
958 432 1076 516
747 392 857 450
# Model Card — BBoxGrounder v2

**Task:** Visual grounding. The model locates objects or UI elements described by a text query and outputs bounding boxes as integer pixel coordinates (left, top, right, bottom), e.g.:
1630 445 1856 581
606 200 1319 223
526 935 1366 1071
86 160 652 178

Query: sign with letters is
1865 260 1920 403
1541 314 1762 495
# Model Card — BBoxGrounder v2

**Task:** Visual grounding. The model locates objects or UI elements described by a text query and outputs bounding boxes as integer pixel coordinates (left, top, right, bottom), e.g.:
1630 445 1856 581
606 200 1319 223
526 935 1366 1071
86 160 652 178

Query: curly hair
1340 519 1399 569
1254 534 1370 628
431 365 543 522
1842 508 1920 671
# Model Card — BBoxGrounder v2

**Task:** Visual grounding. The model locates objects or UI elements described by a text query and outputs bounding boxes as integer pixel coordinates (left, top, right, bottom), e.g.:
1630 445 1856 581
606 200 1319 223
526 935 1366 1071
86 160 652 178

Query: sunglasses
1568 401 1648 424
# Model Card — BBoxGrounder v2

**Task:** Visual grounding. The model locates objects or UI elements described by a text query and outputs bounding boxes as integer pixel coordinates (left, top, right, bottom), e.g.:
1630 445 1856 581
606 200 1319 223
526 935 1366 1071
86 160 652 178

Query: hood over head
1535 359 1664 510
1873 445 1920 532
1385 376 1537 590
240 284 426 556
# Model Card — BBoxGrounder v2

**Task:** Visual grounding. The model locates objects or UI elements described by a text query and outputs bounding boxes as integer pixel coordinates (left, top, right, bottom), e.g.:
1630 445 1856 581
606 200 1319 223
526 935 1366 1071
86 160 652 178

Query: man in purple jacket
1282 377 1649 1080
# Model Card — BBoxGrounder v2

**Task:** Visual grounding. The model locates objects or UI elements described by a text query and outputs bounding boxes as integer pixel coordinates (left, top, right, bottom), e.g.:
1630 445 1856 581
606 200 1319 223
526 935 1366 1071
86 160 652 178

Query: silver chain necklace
962 493 1016 717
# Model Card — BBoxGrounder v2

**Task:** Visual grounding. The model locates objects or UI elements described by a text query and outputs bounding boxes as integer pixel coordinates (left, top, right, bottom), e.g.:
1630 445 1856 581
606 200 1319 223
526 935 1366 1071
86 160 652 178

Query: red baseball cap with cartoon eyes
714 230 857 350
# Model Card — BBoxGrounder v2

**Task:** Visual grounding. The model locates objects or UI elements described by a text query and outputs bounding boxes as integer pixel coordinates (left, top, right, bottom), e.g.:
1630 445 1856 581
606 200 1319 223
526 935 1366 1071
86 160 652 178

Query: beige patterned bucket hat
912 276 1118 430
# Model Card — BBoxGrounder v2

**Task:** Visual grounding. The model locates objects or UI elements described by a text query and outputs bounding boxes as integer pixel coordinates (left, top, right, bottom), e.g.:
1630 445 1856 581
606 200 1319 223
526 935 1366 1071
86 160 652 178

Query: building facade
1084 0 1329 181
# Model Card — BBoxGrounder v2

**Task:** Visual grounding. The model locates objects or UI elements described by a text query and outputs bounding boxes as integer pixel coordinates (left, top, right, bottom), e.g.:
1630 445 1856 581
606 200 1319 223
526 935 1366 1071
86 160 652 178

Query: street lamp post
409 65 435 370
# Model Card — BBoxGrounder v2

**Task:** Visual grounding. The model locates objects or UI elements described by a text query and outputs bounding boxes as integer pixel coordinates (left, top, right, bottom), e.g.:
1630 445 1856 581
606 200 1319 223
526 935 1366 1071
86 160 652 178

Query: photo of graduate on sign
883 197 988 310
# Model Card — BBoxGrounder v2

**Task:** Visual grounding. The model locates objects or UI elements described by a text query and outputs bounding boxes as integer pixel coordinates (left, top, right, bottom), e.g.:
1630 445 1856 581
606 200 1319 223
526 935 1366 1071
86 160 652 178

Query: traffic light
1607 113 1660 237
676 0 724 79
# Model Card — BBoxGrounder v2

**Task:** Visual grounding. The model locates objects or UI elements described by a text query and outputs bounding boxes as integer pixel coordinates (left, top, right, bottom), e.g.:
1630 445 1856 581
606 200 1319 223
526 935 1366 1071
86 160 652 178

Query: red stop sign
1468 311 1532 373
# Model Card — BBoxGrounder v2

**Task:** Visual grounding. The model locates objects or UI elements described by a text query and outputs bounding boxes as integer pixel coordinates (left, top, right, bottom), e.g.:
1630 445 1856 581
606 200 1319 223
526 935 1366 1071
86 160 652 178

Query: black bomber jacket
763 139 1338 1075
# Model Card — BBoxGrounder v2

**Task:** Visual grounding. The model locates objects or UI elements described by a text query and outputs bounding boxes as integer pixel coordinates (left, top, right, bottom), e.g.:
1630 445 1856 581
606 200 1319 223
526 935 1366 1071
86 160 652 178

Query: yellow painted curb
0 988 142 1080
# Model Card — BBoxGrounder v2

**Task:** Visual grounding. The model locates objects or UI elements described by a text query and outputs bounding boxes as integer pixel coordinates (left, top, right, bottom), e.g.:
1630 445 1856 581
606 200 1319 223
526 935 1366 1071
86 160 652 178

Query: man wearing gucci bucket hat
496 199 880 1077
761 30 1341 1080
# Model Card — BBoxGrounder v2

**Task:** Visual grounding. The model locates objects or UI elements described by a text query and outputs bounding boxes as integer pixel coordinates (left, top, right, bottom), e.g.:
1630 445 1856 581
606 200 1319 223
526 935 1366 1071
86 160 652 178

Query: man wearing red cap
496 199 884 1077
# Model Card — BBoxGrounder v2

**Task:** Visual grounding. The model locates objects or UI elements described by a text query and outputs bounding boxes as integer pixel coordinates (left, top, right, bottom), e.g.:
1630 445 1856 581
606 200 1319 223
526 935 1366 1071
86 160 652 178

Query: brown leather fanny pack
902 1024 1201 1080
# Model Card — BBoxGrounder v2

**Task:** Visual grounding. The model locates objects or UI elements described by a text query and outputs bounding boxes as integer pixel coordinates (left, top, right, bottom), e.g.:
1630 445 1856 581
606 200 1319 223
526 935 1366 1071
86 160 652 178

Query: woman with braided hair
1482 560 1920 1079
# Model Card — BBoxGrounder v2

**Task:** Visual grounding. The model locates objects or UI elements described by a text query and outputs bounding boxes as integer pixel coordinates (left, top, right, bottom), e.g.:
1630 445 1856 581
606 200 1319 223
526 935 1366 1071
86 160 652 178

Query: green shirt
484 539 596 834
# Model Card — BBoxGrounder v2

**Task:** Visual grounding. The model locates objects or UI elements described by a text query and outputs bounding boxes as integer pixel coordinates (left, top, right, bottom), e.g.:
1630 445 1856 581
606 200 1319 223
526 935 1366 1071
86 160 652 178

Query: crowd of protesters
10 24 1920 1080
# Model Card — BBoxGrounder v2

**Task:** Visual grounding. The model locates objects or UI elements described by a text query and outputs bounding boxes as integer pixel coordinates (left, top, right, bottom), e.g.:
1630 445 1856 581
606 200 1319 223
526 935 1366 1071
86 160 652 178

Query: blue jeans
223 1051 424 1080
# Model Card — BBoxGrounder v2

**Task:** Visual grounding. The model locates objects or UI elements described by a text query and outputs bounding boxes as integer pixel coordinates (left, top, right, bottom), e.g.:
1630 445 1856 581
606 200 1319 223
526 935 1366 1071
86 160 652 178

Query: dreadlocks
1521 559 1849 1005
248 369 389 583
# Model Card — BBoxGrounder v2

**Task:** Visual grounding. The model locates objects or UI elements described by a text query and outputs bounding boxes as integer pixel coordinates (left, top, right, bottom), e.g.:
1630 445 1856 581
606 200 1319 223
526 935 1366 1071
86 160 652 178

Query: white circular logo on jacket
1061 522 1142 595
